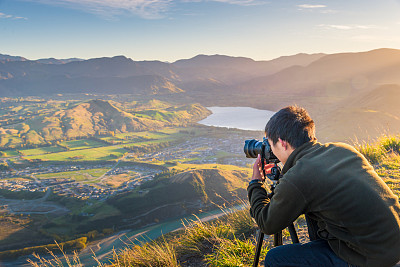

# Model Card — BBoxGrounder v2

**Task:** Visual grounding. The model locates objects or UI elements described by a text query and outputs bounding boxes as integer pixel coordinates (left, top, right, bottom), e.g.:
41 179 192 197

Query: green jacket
248 140 400 267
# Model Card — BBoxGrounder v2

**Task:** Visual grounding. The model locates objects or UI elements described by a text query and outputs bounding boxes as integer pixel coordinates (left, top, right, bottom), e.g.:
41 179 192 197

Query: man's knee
264 246 285 267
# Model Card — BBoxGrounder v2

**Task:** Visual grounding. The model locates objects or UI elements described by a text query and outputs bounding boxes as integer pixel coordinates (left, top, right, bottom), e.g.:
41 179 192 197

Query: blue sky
1 0 400 62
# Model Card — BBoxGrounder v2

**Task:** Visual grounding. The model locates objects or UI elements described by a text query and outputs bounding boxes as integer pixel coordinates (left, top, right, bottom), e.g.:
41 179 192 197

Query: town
0 130 256 216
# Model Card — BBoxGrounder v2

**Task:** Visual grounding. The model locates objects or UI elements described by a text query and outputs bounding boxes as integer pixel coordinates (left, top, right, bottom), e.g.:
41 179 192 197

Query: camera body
244 137 281 181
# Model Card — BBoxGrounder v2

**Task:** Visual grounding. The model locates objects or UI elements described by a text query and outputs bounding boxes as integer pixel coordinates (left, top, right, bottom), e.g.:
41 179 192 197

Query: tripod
252 222 300 267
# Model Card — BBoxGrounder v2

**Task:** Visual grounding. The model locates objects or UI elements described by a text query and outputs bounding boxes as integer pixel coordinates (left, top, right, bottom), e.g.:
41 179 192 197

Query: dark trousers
264 216 355 267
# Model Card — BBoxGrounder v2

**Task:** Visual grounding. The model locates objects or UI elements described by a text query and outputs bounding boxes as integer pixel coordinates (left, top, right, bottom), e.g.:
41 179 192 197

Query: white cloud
24 0 173 19
296 3 336 13
0 12 27 20
297 4 326 9
23 0 263 19
318 24 381 30
207 0 265 5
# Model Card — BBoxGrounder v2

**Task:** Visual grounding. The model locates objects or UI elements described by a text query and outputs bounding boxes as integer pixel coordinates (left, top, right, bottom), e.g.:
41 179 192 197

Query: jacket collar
282 139 318 174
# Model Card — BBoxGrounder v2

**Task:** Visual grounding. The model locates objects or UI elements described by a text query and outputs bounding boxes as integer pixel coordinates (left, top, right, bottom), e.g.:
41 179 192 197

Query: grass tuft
205 236 268 267
109 237 178 267
356 135 400 164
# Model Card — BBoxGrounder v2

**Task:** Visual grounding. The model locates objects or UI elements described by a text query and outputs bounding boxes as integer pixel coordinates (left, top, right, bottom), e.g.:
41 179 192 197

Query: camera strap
261 145 267 179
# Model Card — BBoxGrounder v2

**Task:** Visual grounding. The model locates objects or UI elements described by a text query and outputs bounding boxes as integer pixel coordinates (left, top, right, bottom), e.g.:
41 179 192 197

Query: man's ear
278 138 287 150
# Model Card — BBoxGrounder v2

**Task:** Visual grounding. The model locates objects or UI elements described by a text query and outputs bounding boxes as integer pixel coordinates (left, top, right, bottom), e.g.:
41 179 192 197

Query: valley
0 96 257 261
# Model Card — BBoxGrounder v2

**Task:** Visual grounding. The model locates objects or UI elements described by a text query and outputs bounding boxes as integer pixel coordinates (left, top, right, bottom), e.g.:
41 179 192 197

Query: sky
1 0 400 62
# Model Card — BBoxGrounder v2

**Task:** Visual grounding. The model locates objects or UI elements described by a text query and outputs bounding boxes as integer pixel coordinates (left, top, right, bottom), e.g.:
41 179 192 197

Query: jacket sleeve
247 178 307 235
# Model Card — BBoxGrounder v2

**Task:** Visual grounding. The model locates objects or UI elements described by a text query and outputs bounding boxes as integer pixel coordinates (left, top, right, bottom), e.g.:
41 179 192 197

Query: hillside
172 53 325 84
106 168 249 229
237 48 400 96
0 99 211 148
316 84 400 142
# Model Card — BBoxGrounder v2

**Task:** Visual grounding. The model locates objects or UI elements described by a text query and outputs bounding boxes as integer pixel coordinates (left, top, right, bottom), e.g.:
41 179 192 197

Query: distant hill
0 53 28 62
237 48 400 96
35 58 84 64
316 84 400 142
0 99 210 147
173 53 326 84
105 168 249 229
0 52 324 97
0 54 83 64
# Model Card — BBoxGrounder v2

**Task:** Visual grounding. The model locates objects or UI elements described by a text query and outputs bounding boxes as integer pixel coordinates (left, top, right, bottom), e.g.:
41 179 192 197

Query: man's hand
251 155 275 182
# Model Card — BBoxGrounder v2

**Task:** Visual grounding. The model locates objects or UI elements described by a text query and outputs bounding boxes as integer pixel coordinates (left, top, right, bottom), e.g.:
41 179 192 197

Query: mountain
0 56 183 96
173 53 326 84
0 52 324 97
0 54 83 64
0 54 28 62
35 58 84 64
316 84 400 142
237 48 400 96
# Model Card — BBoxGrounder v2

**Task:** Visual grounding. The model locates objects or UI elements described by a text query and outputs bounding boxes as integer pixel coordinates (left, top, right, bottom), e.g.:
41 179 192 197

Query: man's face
267 137 290 165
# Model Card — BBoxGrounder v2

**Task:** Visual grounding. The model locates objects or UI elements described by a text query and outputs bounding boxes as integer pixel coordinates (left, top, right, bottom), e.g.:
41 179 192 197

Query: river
9 205 246 266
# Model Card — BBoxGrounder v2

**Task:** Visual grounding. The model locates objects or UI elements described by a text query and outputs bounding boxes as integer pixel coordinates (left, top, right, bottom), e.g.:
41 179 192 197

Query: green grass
356 135 400 164
19 146 64 156
60 139 105 150
36 169 108 182
24 146 127 161
0 150 20 157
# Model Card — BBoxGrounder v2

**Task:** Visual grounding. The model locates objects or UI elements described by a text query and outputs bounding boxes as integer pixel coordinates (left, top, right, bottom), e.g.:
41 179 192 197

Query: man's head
265 106 315 149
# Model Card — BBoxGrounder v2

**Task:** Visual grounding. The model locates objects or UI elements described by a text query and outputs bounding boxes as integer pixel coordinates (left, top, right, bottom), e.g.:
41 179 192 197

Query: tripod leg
288 223 300 243
253 229 264 267
274 231 283 246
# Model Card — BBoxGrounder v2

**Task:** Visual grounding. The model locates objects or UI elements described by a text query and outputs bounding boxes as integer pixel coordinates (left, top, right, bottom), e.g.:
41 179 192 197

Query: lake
198 106 275 131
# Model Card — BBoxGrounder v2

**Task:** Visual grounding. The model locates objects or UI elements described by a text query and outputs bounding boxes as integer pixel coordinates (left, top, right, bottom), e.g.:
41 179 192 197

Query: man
247 106 400 267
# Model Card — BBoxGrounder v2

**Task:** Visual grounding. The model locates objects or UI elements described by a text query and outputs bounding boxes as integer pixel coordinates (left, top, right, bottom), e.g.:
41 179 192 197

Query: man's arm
247 159 307 235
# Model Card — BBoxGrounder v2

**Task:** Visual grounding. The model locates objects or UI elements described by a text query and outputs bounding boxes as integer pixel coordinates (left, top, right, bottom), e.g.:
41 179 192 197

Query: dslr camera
244 137 281 181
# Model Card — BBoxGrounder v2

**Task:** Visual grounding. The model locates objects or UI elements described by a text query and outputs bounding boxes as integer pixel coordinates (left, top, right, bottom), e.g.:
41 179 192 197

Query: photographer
247 106 400 267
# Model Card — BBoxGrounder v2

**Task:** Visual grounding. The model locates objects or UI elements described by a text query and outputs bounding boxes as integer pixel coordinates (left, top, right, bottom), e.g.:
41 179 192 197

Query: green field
19 146 65 156
0 150 20 157
24 145 127 161
60 139 105 150
36 168 108 181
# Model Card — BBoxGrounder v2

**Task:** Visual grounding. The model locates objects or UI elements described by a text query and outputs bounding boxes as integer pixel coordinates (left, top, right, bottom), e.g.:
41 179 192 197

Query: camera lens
244 139 263 158
244 138 279 162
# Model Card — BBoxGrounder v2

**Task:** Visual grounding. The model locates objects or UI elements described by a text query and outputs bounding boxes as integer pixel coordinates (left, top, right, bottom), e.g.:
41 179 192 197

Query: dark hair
265 106 315 148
